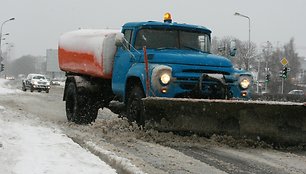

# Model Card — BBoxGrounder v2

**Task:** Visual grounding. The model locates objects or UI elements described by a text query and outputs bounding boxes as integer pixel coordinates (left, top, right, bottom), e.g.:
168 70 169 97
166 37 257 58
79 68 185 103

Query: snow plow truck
59 13 306 145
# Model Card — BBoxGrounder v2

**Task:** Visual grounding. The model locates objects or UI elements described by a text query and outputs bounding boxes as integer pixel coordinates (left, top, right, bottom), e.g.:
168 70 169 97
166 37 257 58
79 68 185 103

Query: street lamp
234 12 251 69
0 18 15 59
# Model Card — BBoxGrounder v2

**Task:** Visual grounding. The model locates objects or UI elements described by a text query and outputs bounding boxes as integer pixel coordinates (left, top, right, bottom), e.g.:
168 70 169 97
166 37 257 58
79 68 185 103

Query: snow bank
0 79 21 94
0 107 117 174
86 141 145 174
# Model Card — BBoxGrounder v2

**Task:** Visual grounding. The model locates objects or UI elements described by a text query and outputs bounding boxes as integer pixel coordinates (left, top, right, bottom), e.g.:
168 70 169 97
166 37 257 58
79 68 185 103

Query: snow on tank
58 29 121 78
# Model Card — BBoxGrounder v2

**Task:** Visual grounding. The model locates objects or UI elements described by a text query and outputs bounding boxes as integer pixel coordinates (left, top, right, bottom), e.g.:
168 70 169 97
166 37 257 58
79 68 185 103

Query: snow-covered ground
0 79 117 174
1 78 306 174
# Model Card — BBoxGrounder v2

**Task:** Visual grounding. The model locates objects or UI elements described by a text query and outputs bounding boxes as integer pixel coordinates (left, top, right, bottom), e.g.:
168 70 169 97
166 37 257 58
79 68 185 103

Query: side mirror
115 33 124 47
229 41 237 57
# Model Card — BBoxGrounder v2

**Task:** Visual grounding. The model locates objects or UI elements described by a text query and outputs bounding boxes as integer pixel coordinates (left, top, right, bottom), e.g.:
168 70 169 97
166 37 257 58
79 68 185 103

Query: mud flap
142 97 306 145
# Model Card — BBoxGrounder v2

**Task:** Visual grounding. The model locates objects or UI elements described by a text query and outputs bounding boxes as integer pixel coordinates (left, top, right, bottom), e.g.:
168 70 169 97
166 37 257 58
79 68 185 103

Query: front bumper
32 85 50 90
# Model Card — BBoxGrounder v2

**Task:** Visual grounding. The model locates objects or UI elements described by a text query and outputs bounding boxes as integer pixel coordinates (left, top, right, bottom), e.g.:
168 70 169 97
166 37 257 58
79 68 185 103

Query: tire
65 82 97 124
30 85 34 92
22 83 27 92
126 85 145 126
86 98 99 122
46 89 49 93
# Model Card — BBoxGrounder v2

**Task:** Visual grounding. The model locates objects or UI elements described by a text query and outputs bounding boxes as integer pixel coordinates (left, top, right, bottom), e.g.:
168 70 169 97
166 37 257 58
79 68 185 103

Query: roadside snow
0 113 117 174
0 79 117 174
0 79 21 94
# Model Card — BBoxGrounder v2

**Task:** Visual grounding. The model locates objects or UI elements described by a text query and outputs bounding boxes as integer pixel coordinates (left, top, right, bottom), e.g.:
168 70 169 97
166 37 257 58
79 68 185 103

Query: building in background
46 49 64 79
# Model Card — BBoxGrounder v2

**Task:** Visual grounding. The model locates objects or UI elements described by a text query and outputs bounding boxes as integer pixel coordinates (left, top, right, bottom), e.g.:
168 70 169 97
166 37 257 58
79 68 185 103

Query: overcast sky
1 0 305 59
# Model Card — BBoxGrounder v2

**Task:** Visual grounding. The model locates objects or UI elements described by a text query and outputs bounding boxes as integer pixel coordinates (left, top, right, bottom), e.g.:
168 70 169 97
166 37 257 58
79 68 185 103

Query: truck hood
145 50 232 68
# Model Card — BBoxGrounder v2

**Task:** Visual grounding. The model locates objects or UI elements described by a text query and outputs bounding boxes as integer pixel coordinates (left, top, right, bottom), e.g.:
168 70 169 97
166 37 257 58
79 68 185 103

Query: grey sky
1 0 306 59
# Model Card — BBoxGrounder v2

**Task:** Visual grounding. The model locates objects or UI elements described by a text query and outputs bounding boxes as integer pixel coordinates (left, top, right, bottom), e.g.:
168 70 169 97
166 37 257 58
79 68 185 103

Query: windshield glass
33 76 46 80
134 28 211 53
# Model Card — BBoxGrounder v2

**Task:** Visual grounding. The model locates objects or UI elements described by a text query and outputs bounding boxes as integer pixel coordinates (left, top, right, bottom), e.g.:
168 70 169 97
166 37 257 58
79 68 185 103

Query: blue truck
59 14 306 145
59 13 253 125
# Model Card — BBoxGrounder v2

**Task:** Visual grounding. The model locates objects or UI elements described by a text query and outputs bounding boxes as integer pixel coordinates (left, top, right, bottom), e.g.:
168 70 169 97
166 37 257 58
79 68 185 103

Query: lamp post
234 12 251 70
0 18 15 60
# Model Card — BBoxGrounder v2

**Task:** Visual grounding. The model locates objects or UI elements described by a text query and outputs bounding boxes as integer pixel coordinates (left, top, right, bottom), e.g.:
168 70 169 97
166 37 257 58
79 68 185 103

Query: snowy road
1 79 306 174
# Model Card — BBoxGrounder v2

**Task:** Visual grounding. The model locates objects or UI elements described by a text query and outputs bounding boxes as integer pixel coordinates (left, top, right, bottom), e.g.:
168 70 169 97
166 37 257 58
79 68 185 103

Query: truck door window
123 29 132 49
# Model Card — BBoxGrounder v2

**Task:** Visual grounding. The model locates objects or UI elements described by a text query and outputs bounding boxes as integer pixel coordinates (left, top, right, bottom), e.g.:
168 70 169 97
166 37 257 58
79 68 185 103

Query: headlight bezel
151 65 173 91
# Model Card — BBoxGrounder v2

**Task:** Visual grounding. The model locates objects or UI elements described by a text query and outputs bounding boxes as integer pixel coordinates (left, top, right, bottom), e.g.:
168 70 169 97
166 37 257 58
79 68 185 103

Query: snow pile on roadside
0 106 117 174
0 79 21 94
86 141 145 174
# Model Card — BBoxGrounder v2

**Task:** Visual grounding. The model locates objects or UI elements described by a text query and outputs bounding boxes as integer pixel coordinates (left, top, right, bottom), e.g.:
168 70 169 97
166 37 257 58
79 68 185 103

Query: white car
22 74 51 93
288 90 304 96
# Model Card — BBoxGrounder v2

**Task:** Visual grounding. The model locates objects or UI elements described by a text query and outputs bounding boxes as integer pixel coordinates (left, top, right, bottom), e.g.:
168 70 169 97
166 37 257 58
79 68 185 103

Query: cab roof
122 21 211 33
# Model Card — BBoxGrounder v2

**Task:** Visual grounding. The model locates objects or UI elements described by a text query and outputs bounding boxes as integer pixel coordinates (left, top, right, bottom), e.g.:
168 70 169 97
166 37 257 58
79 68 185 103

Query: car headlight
33 81 38 85
239 77 250 89
160 73 171 85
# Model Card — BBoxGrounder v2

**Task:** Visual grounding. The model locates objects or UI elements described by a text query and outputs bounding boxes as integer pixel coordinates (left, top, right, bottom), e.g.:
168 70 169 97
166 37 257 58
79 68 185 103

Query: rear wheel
22 83 26 91
126 85 145 126
65 82 97 124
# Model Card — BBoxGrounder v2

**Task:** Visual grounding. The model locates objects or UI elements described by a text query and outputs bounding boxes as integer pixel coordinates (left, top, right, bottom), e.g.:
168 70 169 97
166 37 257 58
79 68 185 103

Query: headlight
240 77 250 89
33 81 38 85
160 73 171 85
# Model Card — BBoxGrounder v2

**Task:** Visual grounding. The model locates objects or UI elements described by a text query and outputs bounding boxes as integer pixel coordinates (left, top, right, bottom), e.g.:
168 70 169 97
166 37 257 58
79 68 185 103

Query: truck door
112 29 138 100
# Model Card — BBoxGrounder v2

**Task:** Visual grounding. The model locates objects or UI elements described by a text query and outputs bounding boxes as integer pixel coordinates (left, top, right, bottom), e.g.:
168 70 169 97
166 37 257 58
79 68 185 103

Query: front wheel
126 85 145 126
30 85 34 92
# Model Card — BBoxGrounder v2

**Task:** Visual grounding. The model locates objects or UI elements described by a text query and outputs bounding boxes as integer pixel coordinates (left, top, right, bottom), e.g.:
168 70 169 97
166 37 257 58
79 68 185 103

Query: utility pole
234 12 251 71
0 18 15 59
264 41 272 92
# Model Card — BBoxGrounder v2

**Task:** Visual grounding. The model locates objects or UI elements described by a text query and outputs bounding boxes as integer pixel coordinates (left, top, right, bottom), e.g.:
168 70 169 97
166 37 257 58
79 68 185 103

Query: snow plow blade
142 97 306 145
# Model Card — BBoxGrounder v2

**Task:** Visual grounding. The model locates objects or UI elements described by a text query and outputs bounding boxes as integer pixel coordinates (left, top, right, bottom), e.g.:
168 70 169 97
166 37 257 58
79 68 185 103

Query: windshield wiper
156 47 178 50
182 45 208 53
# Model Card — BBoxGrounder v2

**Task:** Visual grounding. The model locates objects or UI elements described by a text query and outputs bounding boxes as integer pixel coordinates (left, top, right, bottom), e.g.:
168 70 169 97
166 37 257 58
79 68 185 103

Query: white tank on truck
58 29 120 79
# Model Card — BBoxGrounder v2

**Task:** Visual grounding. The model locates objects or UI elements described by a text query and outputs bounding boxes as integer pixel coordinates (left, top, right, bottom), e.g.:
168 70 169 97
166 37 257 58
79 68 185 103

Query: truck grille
174 70 234 99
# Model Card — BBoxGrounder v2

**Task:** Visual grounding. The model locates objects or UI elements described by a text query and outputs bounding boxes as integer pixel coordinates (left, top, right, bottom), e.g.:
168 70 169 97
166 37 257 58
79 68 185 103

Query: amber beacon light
163 12 172 23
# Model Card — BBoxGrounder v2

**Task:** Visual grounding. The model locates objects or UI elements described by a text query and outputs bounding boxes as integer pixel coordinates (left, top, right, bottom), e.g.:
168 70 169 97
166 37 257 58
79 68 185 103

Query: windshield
33 76 46 80
134 28 211 53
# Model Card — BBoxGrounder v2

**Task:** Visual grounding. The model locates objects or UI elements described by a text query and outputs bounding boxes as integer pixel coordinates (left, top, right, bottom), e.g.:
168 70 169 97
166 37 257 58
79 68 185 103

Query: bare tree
259 38 302 93
211 37 258 71
10 55 44 77
235 40 258 71
283 38 300 79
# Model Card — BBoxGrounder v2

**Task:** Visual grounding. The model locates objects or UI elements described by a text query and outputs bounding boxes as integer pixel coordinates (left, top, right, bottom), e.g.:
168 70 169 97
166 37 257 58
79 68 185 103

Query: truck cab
112 14 253 105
